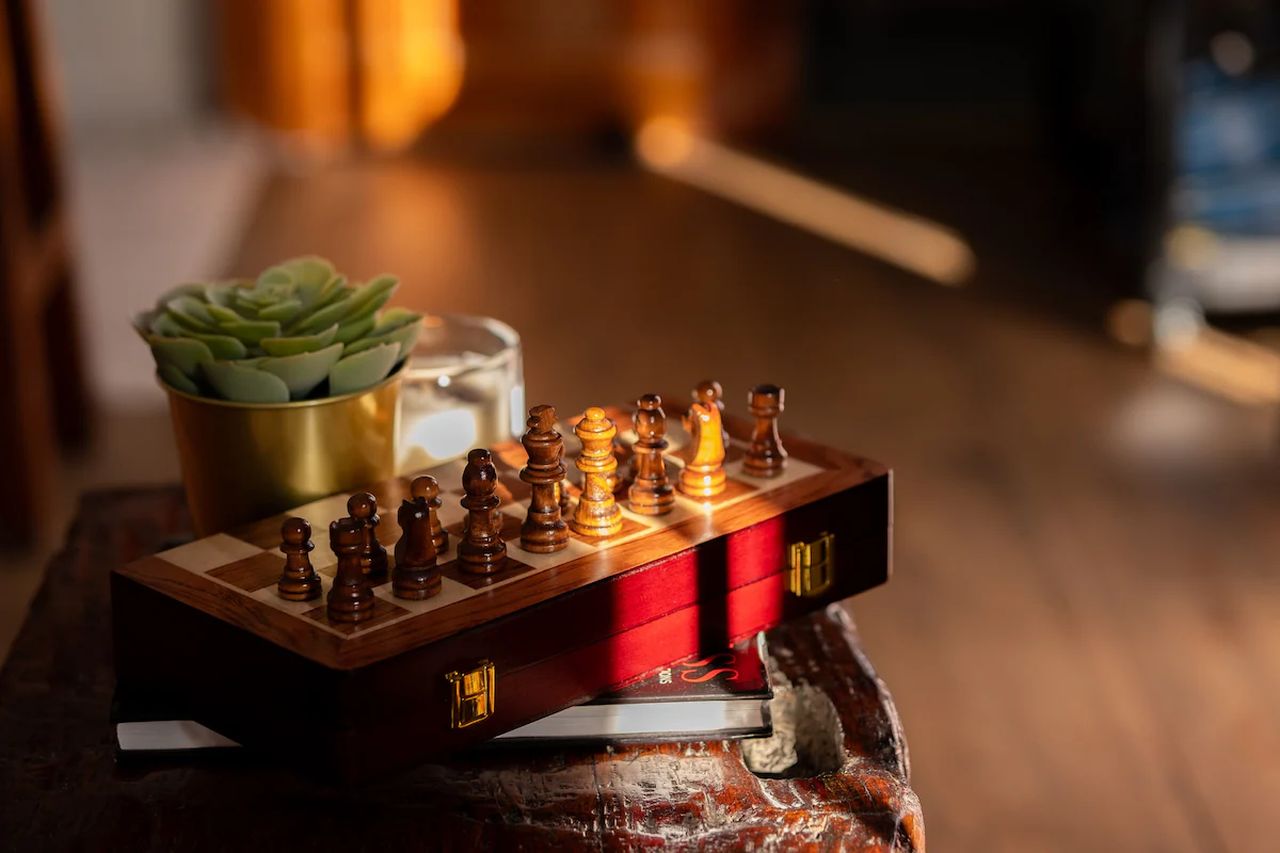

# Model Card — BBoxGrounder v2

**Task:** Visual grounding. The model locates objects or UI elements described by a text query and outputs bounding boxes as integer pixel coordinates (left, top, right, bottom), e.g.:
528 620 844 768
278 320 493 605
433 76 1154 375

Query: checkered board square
149 407 827 644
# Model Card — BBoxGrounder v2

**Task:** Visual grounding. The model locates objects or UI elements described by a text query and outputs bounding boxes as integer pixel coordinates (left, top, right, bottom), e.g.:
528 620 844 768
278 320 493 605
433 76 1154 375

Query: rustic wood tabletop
0 486 923 851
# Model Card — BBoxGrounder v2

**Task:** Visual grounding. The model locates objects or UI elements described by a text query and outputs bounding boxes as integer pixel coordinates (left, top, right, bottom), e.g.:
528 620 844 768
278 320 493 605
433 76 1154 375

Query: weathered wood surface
0 487 922 851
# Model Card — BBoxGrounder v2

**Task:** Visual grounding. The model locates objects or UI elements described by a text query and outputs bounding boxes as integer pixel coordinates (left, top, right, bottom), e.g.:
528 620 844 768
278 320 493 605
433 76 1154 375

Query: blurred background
3 0 1279 849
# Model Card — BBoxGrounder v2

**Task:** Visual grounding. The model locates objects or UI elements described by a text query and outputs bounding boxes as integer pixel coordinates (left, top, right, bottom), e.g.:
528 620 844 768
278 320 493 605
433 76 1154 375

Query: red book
494 635 772 743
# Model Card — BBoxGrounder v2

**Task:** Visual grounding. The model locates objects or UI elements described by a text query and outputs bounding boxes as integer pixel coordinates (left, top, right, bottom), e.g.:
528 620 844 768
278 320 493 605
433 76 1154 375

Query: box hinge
446 659 495 729
788 532 835 598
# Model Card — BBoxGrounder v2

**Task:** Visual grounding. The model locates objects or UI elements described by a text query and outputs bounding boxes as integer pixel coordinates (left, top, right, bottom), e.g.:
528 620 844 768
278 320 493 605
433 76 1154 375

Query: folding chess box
112 405 892 781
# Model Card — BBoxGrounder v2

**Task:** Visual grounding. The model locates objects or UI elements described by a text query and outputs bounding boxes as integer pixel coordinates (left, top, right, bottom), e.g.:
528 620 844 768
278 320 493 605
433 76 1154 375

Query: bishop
628 394 675 515
459 448 508 573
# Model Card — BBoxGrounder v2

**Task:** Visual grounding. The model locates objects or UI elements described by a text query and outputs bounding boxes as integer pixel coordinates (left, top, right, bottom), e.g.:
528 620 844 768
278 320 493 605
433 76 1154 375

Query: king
571 407 624 538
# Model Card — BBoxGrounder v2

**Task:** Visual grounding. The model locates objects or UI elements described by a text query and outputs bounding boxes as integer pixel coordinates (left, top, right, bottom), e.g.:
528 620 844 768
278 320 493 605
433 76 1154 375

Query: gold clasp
788 533 835 598
446 660 495 729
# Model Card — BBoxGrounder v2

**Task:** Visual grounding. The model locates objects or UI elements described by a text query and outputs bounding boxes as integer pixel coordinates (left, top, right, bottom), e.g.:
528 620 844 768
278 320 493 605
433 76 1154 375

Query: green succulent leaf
202 360 290 404
157 362 201 395
150 337 214 378
148 312 187 338
344 274 399 318
187 333 248 360
333 313 375 344
204 282 236 308
204 303 242 323
257 297 304 324
328 343 399 396
217 318 282 345
371 307 422 336
166 296 218 331
344 317 421 361
278 256 335 301
131 313 153 341
139 257 416 402
258 342 344 399
256 267 294 289
260 323 339 357
155 282 207 306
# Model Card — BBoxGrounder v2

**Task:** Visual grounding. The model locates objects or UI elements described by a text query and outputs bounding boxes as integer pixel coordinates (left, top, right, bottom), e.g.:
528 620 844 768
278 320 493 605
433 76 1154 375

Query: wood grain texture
0 489 921 851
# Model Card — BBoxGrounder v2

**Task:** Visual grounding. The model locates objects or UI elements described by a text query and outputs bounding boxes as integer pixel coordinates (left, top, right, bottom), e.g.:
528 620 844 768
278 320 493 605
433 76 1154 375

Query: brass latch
446 659 495 729
788 533 835 598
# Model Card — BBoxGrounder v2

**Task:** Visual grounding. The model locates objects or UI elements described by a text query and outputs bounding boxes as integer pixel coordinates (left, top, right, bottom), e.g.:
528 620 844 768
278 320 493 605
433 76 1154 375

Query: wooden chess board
118 407 862 669
112 403 890 778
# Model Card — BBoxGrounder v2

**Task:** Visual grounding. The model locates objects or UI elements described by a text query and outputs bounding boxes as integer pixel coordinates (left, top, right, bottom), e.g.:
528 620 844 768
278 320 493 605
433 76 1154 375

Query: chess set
112 382 892 780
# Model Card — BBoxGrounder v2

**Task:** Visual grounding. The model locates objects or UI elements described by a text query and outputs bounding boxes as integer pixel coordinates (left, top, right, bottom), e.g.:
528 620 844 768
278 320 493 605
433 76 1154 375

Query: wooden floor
223 151 1279 851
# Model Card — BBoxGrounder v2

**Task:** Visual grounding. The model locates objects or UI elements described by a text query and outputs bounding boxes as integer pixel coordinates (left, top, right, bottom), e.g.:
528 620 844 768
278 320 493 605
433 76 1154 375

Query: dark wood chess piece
459 448 507 574
744 383 788 477
276 516 321 601
680 383 728 498
557 479 571 516
410 475 449 554
571 407 623 537
327 516 374 623
628 394 675 515
519 405 570 553
347 492 388 579
393 484 441 600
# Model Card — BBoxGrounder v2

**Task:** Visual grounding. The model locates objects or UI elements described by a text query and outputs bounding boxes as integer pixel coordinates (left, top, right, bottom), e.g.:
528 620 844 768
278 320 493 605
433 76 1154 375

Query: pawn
348 492 388 579
410 475 448 553
519 405 570 553
628 394 675 515
571 407 624 537
393 487 441 600
744 384 788 477
680 382 728 499
459 448 508 574
277 517 322 601
328 516 374 623
557 479 572 516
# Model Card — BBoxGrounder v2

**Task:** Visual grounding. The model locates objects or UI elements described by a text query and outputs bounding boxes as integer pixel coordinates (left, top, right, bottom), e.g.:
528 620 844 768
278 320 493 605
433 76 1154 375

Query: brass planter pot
163 367 403 536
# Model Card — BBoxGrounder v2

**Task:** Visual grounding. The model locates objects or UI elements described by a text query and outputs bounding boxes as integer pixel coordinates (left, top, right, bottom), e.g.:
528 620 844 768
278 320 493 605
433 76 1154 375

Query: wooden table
0 487 923 851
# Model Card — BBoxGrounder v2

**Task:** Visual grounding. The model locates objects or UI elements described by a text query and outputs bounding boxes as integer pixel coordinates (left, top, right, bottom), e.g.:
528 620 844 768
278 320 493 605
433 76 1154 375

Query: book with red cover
111 403 890 780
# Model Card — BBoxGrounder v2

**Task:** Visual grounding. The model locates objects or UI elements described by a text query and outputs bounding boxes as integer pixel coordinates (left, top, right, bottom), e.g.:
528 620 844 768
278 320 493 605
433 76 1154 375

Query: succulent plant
134 256 422 403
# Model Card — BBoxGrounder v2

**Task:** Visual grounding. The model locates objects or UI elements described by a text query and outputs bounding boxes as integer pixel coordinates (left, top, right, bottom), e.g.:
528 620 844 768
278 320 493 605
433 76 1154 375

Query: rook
327 517 374 622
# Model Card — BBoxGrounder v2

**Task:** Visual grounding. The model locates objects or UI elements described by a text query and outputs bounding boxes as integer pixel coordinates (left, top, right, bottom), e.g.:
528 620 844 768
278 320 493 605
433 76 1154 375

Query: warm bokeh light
633 119 977 287
1105 299 1154 347
1156 322 1280 405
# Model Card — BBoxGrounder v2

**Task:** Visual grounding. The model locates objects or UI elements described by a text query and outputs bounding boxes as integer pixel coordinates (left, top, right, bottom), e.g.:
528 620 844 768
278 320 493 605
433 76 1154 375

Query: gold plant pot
163 367 404 536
